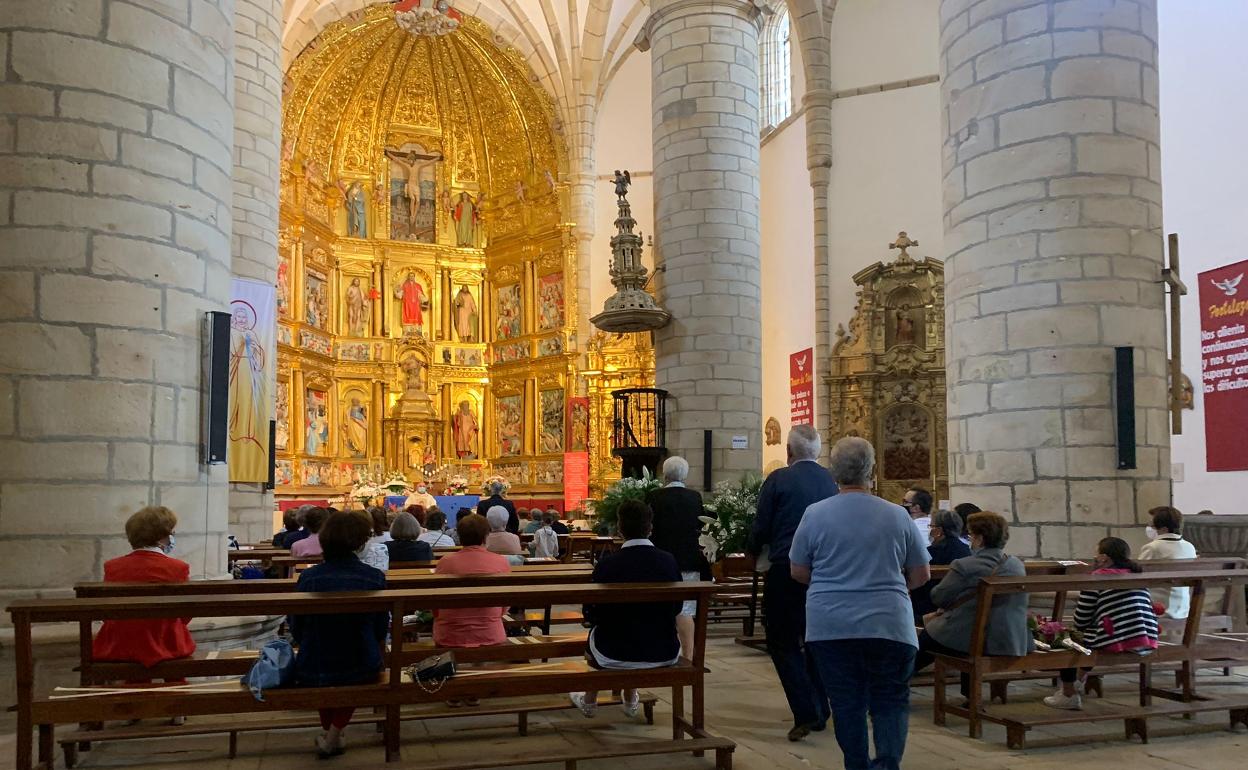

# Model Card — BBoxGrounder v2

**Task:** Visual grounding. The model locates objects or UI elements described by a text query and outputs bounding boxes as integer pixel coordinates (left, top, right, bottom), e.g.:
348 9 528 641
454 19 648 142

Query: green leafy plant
700 473 763 562
587 467 660 535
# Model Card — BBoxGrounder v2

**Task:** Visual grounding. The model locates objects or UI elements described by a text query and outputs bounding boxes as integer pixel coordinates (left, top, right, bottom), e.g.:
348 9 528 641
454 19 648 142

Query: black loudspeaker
702 429 713 492
266 420 277 489
201 311 231 465
1114 346 1137 470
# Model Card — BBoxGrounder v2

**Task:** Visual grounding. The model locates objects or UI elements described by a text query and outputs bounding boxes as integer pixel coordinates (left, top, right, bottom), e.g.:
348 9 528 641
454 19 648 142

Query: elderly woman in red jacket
93 506 196 668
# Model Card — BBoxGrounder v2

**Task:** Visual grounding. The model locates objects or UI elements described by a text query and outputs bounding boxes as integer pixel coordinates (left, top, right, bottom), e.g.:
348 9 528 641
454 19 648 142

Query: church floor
2 628 1246 769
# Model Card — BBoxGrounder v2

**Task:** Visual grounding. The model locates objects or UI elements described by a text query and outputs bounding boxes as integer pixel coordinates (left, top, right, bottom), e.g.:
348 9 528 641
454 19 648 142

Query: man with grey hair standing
476 480 518 534
647 455 708 657
747 424 838 741
790 436 930 770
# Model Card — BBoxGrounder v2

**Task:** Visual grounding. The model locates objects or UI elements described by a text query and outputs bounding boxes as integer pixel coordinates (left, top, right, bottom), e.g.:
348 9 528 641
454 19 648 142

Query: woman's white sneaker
1043 690 1083 710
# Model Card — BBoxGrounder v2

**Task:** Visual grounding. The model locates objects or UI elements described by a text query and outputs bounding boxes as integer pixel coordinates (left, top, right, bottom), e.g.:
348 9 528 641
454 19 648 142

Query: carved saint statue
453 284 478 342
451 399 479 459
613 169 631 199
344 398 368 457
452 191 477 247
345 277 370 337
346 181 367 238
895 305 916 345
394 270 428 333
400 356 426 397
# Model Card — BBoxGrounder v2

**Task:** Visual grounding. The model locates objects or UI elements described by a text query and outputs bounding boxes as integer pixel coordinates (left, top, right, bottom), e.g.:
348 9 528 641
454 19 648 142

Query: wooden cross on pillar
1162 233 1189 435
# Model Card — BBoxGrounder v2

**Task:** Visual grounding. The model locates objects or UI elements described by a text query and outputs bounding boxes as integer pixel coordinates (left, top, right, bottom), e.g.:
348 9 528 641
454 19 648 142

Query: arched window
760 7 793 129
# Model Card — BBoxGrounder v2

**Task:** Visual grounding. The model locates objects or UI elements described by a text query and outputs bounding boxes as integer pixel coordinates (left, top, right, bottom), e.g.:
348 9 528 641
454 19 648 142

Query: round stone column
641 0 765 484
229 0 283 544
940 0 1169 557
0 0 236 601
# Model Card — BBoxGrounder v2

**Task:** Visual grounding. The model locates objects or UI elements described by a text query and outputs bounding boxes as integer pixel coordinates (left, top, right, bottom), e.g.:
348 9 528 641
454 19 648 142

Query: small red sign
790 348 814 426
1198 259 1248 471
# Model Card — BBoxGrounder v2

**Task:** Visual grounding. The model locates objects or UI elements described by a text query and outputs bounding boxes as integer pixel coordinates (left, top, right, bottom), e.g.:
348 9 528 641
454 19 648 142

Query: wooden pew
930 569 1248 748
12 582 732 770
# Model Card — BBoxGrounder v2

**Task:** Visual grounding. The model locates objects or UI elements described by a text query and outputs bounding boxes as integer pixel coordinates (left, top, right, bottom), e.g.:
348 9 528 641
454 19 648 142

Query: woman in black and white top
1045 537 1159 710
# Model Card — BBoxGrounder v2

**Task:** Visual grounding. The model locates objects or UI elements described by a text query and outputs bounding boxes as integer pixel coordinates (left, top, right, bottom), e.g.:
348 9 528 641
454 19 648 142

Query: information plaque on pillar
1198 258 1248 471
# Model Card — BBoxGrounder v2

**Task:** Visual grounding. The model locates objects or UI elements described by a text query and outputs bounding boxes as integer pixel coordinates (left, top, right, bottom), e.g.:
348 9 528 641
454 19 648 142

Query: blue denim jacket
290 556 389 687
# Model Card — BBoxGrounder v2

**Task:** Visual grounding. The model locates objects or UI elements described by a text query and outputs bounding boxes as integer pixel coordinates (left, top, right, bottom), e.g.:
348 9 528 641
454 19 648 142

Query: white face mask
417 486 427 494
1145 525 1158 540
161 534 176 555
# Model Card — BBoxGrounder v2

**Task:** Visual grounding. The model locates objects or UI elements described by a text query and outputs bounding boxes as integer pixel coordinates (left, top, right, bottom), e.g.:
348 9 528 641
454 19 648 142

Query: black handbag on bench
405 651 456 693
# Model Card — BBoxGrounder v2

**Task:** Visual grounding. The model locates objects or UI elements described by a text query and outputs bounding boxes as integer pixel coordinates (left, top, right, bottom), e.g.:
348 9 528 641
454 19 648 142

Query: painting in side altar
496 284 522 340
386 143 442 243
567 397 589 452
539 388 564 453
305 271 328 330
344 277 375 337
342 391 369 458
305 389 330 456
452 284 479 342
497 394 523 457
538 273 564 331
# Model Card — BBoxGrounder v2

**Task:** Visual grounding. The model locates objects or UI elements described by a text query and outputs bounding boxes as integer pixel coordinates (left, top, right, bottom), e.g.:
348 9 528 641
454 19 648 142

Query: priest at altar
403 483 436 511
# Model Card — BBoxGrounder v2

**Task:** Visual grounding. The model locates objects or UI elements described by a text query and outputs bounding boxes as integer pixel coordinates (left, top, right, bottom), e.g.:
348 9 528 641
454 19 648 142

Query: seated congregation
9 444 1246 770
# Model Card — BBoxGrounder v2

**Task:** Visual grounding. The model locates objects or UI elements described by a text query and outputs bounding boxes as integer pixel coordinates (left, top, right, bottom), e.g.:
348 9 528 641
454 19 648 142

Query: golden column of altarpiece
274 6 649 499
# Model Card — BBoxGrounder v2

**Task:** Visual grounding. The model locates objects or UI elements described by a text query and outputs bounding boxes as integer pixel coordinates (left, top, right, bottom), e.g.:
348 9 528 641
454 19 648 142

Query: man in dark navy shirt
748 424 838 741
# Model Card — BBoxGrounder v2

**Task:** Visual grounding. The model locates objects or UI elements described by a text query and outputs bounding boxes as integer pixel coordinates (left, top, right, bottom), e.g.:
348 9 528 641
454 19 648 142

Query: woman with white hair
476 480 518 533
484 505 522 555
646 454 708 658
789 436 930 770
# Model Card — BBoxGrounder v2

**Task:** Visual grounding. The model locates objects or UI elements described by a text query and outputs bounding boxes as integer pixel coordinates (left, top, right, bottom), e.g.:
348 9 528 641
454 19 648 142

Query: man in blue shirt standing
790 436 930 770
747 424 838 741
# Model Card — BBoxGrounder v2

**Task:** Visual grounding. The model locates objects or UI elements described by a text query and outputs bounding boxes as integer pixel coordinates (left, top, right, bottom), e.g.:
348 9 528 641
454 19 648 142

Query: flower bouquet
586 467 660 535
381 472 411 496
1028 614 1092 655
348 482 381 509
445 475 469 495
699 473 763 563
482 475 511 496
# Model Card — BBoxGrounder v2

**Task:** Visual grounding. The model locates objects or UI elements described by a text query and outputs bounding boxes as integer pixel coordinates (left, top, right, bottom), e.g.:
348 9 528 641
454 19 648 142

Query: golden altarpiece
273 6 653 500
827 233 948 503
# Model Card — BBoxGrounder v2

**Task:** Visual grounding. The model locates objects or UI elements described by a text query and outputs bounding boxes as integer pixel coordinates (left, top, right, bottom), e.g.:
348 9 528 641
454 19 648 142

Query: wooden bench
930 569 1248 748
10 582 732 770
913 557 1246 702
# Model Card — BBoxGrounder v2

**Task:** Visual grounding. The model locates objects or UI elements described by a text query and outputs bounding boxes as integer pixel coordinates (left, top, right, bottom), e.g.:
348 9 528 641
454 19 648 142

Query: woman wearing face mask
1138 506 1198 619
911 512 1033 699
1044 537 1159 710
93 506 197 669
290 509 390 758
909 509 973 625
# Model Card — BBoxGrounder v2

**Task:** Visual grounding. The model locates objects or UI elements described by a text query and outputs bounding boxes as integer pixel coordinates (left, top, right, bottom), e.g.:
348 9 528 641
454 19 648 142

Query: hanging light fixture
590 170 672 333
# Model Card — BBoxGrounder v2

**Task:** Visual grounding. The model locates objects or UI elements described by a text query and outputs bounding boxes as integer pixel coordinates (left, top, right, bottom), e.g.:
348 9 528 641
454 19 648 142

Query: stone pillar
940 0 1168 557
0 0 236 601
641 0 765 484
229 0 283 544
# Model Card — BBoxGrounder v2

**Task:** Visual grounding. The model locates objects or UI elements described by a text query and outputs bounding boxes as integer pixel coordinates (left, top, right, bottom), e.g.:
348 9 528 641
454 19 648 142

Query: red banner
563 452 590 513
790 348 814 426
1198 258 1248 471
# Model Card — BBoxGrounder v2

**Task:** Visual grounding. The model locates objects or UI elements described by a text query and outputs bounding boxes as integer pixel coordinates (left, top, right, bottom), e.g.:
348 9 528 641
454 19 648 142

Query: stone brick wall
645 0 764 484
229 0 282 544
939 0 1169 557
0 0 236 601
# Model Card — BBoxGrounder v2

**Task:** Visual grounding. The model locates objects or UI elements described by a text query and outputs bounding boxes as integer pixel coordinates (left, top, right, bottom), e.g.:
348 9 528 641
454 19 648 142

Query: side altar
827 233 948 503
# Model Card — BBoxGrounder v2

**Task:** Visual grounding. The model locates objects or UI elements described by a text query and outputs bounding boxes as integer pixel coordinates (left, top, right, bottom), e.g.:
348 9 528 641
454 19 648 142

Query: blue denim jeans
807 638 915 770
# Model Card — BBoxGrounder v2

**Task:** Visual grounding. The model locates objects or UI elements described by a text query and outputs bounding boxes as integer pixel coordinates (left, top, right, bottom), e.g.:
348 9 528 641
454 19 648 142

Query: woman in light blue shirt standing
789 437 930 770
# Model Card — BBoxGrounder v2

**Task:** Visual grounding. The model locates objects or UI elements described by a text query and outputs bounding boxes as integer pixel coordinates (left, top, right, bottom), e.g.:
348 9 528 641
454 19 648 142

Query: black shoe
812 720 827 732
787 724 813 742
